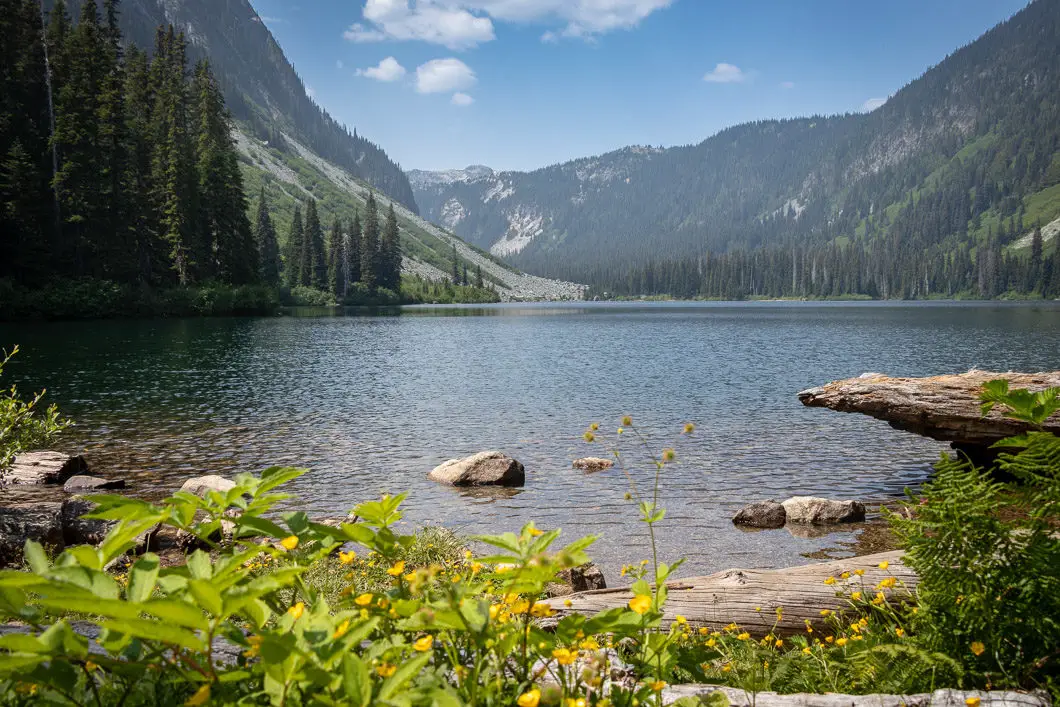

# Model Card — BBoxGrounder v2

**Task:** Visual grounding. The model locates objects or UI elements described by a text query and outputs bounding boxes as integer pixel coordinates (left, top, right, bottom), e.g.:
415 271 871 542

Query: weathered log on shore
798 371 1060 448
541 551 912 636
4 451 87 485
661 684 1049 707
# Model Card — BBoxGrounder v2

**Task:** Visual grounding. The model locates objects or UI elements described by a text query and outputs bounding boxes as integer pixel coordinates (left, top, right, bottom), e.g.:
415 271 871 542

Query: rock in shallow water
6 452 87 486
179 475 236 497
63 475 125 493
573 457 614 472
782 496 865 524
428 451 525 487
732 500 787 529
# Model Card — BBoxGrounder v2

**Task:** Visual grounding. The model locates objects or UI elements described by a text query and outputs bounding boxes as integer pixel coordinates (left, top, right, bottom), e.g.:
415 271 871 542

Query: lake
3 301 1060 578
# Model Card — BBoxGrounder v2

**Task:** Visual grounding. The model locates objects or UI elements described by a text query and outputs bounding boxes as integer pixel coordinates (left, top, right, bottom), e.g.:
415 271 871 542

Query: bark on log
661 684 1049 707
541 551 913 637
798 371 1060 448
4 451 87 486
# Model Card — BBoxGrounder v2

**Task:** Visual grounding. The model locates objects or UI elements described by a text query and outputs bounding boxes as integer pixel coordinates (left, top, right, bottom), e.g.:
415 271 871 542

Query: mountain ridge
410 0 1060 286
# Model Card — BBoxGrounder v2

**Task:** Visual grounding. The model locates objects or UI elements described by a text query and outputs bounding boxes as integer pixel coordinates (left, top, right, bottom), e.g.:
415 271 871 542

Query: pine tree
149 28 196 285
122 45 158 283
451 245 459 284
462 263 468 286
302 198 325 289
1031 225 1044 292
360 193 379 290
254 187 280 285
284 204 303 288
347 210 362 286
328 215 344 298
380 201 401 290
96 0 132 281
475 264 483 288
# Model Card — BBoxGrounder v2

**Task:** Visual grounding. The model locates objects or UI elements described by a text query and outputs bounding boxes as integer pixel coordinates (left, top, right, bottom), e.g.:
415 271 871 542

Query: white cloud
703 62 746 84
451 92 474 105
780 80 795 89
344 0 673 48
356 56 408 82
861 96 887 112
337 60 345 69
415 57 476 93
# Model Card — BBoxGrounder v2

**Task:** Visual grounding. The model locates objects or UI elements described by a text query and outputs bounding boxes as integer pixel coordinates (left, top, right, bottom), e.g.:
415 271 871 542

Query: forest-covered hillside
413 0 1060 299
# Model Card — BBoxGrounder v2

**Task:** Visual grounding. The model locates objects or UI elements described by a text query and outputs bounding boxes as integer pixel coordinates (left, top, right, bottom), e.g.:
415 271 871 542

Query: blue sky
250 0 1029 172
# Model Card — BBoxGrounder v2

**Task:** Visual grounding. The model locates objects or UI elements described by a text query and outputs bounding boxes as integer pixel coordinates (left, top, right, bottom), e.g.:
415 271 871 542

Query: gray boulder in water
732 500 787 529
428 452 525 487
782 496 866 524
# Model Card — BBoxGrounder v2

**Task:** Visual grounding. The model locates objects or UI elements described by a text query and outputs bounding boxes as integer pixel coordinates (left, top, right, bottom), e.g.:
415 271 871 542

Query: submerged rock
548 563 607 597
63 475 126 493
428 452 525 487
782 496 865 525
0 502 64 566
573 457 614 472
5 452 87 486
732 501 787 529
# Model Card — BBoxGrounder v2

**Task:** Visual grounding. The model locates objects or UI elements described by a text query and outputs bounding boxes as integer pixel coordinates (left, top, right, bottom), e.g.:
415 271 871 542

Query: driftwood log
3 451 87 486
798 371 1060 449
541 551 913 637
661 684 1050 707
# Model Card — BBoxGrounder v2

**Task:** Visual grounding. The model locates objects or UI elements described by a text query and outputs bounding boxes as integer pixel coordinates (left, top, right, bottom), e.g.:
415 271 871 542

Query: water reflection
3 300 1060 578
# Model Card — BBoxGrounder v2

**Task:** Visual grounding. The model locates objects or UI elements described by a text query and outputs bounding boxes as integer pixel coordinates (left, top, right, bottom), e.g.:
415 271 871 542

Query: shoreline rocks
782 496 866 524
0 502 64 565
428 451 525 487
4 451 87 486
63 475 126 493
180 475 237 497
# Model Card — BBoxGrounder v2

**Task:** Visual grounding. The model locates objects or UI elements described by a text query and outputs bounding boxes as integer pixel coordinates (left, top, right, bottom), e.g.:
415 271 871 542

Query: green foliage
400 276 501 304
0 346 69 478
892 381 1060 692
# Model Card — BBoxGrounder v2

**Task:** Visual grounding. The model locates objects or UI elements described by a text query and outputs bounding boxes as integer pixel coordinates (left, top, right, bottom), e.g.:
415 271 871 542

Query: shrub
0 346 69 481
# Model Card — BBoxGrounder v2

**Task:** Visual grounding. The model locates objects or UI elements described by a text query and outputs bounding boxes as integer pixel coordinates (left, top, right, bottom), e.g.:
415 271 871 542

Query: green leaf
0 654 47 674
127 554 160 603
377 653 429 701
188 579 224 616
258 467 306 494
98 618 206 652
186 551 212 580
23 541 48 574
141 599 210 630
341 653 373 707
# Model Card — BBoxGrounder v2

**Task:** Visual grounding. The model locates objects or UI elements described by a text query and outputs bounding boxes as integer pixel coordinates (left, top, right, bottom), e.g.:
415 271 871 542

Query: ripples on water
4 301 1060 578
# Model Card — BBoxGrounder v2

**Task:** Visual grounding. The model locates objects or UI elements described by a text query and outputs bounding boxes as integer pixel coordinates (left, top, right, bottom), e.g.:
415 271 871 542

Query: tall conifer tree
360 193 379 290
302 198 325 289
284 204 303 288
380 201 401 291
348 210 362 286
254 187 280 285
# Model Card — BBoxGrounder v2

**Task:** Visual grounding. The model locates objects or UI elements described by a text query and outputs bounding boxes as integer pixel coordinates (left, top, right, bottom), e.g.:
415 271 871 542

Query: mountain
60 0 418 213
411 0 1060 291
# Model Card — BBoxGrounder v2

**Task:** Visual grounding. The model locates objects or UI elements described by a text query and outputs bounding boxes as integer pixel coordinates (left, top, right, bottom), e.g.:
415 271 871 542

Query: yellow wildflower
471 562 483 573
185 685 210 707
376 663 397 678
528 526 544 537
722 663 732 673
583 431 596 443
590 423 599 431
737 632 750 641
564 599 573 608
662 448 676 462
287 602 305 619
413 635 434 652
803 647 812 655
84 661 99 672
878 560 890 570
836 637 849 647
841 572 850 579
650 681 666 692
333 619 351 639
820 609 833 616
531 603 556 618
824 576 836 586
280 536 299 551
617 427 624 435
851 591 862 601
825 635 835 643
579 637 600 651
517 689 541 707
878 577 897 589
775 639 784 648
622 415 632 426
387 560 406 576
683 422 695 434
354 593 373 606
339 550 357 565
675 614 687 624
698 627 709 635
706 638 717 648
966 699 981 707
970 641 985 656
628 595 652 614
244 635 263 658
552 648 577 665
896 628 905 637
873 592 886 606
854 569 864 576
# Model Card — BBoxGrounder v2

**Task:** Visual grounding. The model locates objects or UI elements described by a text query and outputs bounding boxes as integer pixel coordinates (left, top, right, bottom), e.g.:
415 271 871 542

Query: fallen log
661 684 1049 707
541 551 913 637
4 451 87 486
798 371 1060 449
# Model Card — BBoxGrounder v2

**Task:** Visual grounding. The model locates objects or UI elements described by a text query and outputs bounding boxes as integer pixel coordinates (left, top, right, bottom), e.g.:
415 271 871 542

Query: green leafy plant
0 345 69 481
